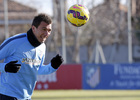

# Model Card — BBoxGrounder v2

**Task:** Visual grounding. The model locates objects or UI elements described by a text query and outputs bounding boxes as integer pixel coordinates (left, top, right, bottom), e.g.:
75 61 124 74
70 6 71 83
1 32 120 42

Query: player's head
32 13 52 28
31 13 52 43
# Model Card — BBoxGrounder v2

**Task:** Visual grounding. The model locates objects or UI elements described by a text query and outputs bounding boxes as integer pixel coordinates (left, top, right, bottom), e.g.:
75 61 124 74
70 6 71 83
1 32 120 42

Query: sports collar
27 28 41 47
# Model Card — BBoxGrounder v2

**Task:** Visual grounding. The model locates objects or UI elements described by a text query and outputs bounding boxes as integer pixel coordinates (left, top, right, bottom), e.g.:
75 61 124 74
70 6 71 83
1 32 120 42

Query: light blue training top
0 33 57 100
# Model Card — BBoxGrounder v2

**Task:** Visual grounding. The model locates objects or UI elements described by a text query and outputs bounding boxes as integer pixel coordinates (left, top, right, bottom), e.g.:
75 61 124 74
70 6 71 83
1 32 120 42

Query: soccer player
0 13 63 100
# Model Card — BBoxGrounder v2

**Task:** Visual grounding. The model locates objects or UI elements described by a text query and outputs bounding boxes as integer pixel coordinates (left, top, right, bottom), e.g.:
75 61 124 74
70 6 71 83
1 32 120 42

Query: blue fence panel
82 63 140 89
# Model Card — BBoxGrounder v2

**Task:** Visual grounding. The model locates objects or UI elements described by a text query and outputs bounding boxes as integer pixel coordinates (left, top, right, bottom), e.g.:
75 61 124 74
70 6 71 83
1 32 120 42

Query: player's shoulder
10 33 27 41
7 33 27 43
0 33 27 50
1 33 27 47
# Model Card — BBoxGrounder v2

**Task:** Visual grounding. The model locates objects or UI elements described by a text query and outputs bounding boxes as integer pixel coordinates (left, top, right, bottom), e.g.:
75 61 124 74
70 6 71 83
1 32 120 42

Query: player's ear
32 26 36 33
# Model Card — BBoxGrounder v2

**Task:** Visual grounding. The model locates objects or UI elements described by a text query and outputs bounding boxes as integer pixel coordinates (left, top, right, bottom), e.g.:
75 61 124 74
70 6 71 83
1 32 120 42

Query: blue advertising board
82 63 140 89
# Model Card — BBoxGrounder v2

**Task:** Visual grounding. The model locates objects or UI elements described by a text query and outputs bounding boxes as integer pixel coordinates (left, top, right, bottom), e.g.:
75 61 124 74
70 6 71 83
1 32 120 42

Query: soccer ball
67 4 90 27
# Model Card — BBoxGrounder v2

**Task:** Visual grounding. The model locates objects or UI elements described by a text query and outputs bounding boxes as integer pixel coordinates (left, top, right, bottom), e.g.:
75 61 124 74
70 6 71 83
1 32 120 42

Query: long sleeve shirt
0 29 57 99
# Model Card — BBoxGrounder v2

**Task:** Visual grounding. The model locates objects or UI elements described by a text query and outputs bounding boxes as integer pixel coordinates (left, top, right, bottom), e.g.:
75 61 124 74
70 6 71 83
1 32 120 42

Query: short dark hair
32 13 52 28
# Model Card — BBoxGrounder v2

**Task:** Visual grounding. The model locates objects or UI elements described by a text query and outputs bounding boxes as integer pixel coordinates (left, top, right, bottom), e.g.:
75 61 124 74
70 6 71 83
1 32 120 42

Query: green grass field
32 90 140 100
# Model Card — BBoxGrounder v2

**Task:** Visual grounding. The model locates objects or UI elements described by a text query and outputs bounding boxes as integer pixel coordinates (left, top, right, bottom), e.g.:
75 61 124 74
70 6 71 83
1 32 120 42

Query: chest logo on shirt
21 58 41 66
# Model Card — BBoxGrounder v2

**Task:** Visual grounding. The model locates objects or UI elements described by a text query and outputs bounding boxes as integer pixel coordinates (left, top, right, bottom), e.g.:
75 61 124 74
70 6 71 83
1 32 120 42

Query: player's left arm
38 54 63 75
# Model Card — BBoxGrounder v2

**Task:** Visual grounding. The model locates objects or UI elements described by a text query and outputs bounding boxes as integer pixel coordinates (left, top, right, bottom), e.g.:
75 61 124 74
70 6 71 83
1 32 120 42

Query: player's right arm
0 38 21 73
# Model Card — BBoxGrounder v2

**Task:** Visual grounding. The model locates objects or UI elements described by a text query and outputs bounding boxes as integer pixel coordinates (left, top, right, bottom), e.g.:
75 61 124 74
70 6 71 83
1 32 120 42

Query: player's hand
51 54 64 69
5 61 21 73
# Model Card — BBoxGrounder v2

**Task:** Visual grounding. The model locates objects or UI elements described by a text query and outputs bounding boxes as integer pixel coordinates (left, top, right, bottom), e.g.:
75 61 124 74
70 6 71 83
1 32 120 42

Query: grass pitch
32 90 140 100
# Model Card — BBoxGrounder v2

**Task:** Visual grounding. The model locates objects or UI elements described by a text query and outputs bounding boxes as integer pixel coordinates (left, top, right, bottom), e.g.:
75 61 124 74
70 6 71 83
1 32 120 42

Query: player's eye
42 28 51 33
42 28 46 31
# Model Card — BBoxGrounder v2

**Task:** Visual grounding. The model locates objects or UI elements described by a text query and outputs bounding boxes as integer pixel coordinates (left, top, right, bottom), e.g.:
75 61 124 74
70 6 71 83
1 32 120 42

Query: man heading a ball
0 13 64 100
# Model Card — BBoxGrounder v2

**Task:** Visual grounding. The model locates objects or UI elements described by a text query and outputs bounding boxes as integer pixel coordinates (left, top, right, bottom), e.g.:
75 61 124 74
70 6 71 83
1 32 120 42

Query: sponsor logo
21 58 41 66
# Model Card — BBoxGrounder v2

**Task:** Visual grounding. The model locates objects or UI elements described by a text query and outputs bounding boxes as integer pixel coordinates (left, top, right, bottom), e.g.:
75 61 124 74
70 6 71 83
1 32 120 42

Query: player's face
32 21 52 43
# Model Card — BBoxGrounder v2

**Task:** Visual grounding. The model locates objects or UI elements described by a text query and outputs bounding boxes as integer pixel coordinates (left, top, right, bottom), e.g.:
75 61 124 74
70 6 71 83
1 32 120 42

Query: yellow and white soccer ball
67 4 90 27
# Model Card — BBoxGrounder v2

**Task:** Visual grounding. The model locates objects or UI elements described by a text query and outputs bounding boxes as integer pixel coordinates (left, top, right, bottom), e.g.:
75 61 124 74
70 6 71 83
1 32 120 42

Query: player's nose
44 31 48 36
45 31 51 36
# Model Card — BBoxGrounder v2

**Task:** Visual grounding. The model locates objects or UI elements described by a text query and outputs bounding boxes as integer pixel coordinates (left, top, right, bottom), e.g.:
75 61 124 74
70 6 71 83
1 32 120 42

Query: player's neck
27 28 41 47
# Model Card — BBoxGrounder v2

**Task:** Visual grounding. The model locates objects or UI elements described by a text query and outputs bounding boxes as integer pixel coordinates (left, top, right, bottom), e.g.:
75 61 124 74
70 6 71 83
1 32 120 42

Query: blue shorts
0 93 31 100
